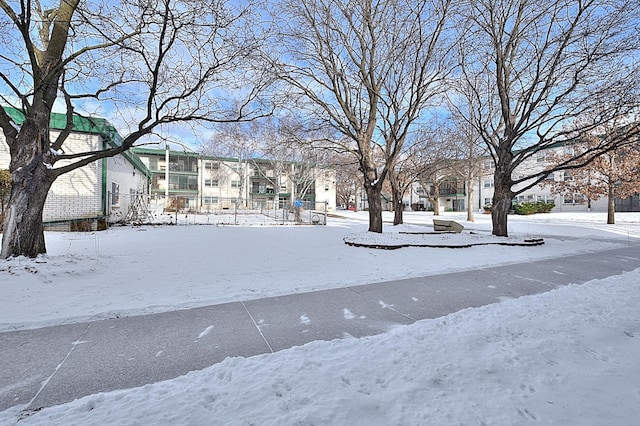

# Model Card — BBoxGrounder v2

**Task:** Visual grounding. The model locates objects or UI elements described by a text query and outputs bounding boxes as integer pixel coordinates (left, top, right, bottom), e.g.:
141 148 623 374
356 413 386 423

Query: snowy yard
1 211 639 425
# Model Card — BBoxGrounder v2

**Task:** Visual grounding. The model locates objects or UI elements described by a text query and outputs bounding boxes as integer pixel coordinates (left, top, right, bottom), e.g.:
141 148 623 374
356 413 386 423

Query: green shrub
513 201 554 215
538 202 554 213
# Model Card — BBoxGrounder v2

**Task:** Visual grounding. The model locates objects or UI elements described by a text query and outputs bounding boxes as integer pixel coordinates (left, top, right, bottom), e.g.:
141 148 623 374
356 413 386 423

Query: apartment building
407 177 468 212
131 147 337 212
404 144 629 213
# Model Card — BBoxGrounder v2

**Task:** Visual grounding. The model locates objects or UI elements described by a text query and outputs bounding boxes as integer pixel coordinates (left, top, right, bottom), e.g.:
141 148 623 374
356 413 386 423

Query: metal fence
23 192 328 231
259 200 329 225
127 195 328 226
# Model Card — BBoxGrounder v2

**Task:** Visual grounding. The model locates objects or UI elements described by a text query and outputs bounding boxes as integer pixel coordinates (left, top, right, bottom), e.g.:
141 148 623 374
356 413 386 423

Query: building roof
131 146 324 168
2 106 150 176
132 146 242 164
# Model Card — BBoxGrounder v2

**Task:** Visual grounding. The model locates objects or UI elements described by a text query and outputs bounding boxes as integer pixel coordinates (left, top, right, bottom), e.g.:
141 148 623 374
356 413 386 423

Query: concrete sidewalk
2 244 639 414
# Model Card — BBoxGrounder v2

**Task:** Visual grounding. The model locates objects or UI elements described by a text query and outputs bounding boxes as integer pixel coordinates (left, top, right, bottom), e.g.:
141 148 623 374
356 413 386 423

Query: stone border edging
343 236 544 250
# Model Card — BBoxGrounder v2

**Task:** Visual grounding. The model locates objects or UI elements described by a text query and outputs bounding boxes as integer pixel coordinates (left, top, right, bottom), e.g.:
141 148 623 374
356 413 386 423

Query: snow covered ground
1 211 640 425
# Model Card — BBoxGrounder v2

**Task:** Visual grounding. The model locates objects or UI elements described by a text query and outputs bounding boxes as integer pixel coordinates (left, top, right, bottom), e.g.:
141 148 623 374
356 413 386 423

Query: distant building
402 144 635 213
131 147 337 213
471 154 609 213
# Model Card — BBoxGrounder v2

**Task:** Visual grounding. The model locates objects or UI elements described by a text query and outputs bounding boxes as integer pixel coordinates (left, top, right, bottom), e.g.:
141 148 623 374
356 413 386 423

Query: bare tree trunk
607 182 615 224
432 185 441 216
1 102 60 258
1 164 54 258
392 195 404 225
365 185 383 233
466 182 475 222
390 170 404 225
491 176 514 237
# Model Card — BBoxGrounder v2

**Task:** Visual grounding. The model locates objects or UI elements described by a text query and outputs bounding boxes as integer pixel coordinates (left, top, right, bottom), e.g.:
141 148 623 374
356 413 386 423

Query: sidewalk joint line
25 322 93 410
382 305 415 321
241 301 274 353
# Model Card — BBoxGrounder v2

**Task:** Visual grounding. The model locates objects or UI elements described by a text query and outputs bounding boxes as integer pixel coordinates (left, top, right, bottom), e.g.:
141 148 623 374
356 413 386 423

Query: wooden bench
433 219 464 233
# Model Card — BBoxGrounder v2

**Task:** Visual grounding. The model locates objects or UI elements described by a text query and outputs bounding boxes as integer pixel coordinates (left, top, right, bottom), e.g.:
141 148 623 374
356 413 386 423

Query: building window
111 182 120 205
203 197 219 204
483 180 494 188
169 175 198 190
231 180 240 188
564 193 584 205
148 157 159 170
204 179 219 187
536 152 547 163
205 162 220 170
545 173 555 181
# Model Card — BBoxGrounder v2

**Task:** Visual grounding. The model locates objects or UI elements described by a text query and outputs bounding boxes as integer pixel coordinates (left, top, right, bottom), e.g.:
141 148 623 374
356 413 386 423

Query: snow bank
11 269 640 425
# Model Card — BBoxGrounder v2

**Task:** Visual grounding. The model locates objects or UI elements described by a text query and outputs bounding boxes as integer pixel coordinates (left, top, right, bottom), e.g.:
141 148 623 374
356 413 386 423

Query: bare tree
270 0 453 233
386 156 415 225
326 151 362 210
447 110 488 222
385 141 436 224
405 124 458 216
201 121 268 212
0 0 271 258
452 0 640 237
415 163 448 216
377 0 455 225
259 118 328 207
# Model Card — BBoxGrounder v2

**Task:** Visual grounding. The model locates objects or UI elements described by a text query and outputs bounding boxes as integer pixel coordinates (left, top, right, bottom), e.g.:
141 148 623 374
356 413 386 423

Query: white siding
0 133 9 167
43 131 102 222
105 154 149 223
315 168 337 211
1 129 149 225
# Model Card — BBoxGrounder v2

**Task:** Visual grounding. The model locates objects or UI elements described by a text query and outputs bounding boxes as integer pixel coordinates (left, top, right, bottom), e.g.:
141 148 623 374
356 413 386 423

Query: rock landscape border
343 232 545 250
